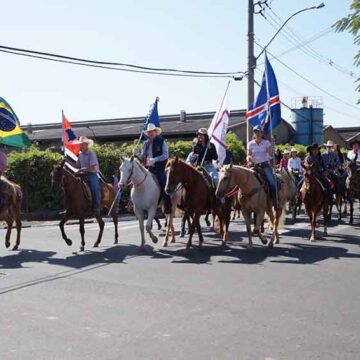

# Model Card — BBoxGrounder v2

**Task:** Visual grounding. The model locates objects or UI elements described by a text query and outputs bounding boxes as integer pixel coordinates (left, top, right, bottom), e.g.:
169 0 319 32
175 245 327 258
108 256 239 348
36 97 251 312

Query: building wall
324 126 346 148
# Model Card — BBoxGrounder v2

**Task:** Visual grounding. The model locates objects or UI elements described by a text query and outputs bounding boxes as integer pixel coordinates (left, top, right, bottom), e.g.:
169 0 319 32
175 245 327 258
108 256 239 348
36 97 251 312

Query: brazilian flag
0 97 30 148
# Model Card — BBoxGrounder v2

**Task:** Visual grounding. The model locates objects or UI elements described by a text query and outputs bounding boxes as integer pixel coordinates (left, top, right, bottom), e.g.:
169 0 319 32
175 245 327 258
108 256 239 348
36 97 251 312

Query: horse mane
175 158 206 180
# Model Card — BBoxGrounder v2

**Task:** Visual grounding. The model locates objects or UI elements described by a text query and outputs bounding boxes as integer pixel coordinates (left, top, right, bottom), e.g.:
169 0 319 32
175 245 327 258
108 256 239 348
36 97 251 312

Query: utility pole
247 0 255 144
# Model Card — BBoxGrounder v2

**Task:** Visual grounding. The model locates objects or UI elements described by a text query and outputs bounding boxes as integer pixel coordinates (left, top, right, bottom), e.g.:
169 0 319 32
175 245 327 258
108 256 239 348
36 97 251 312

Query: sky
0 0 359 128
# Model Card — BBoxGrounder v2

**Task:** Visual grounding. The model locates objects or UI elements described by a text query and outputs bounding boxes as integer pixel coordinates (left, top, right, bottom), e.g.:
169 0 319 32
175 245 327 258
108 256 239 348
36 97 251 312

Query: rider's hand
147 158 156 167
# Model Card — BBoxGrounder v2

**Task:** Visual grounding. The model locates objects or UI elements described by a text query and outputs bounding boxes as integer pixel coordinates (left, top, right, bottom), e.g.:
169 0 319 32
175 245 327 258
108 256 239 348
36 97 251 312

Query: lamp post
246 2 325 143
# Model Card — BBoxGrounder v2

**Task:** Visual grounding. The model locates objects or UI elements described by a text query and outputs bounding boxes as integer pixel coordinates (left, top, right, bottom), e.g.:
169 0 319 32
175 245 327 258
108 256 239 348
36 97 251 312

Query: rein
129 160 148 189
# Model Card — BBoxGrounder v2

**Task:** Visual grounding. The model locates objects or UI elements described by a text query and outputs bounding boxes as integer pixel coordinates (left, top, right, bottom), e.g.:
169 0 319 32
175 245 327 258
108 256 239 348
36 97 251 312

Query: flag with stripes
208 92 230 165
62 112 80 172
246 54 281 136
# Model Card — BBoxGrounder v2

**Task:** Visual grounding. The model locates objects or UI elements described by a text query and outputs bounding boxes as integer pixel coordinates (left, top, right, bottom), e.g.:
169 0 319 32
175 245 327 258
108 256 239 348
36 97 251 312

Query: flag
0 98 30 148
62 112 80 169
246 54 281 136
208 92 230 165
143 97 160 132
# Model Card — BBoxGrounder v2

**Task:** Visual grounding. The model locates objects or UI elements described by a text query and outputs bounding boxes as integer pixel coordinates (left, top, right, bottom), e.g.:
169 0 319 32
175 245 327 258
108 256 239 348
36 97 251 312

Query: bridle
126 160 148 189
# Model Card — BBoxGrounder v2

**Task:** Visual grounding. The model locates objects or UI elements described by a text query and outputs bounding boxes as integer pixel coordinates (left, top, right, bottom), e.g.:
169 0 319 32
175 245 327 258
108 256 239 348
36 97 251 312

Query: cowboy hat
197 128 208 135
73 136 94 147
306 143 319 153
253 125 263 132
290 148 298 153
283 149 290 155
324 140 335 147
144 123 162 135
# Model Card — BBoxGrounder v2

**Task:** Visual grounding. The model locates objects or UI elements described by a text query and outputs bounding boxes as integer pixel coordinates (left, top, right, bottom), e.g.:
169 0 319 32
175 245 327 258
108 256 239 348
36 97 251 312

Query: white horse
119 156 160 250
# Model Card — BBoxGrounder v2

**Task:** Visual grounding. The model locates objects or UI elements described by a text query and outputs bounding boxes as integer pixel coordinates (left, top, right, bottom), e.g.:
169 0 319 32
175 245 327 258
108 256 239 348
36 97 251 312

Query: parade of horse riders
1 1 360 359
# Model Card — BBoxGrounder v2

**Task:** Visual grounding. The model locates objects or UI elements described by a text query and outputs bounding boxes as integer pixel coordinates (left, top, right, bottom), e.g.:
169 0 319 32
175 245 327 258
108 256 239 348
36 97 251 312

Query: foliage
334 0 360 95
6 145 62 213
226 132 247 164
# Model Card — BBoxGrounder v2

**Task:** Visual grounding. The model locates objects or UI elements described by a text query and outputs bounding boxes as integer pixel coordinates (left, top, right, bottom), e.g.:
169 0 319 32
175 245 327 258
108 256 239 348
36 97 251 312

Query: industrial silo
291 96 324 145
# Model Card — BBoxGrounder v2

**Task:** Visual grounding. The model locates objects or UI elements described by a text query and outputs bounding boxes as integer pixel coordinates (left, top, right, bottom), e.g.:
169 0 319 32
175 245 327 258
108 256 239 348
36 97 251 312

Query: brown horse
216 164 287 249
51 160 119 251
300 164 329 241
165 157 226 250
0 177 22 250
346 161 360 224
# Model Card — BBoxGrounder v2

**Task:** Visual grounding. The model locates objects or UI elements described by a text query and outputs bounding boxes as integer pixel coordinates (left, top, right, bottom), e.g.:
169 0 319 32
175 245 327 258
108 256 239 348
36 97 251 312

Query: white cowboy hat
73 136 94 147
144 123 162 135
283 150 290 155
290 148 298 153
324 140 335 147
197 128 208 135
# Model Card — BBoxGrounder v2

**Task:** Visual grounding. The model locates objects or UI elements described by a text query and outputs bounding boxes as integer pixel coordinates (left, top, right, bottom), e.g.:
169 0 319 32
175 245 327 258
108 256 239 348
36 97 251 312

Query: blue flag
246 54 281 136
143 97 160 130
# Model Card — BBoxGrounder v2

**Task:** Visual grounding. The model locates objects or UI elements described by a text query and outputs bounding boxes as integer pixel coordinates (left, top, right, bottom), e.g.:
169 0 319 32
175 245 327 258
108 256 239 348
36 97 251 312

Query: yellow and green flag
0 97 30 148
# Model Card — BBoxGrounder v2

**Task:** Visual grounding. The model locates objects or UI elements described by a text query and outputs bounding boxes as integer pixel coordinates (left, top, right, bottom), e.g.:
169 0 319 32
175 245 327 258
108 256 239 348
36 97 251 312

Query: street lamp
256 3 325 60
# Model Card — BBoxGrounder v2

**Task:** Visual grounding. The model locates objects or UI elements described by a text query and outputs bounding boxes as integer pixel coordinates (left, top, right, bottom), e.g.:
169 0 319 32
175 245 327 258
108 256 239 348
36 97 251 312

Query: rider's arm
246 143 253 163
153 141 169 163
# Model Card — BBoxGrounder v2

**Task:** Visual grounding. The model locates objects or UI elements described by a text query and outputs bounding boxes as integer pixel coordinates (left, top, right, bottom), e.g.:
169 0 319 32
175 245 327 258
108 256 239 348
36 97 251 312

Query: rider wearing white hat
134 123 171 213
287 148 303 175
74 136 100 214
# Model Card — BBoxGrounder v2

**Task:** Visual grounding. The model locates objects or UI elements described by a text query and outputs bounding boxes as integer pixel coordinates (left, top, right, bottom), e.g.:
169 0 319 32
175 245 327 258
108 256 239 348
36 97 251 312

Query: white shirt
287 156 303 174
247 139 271 164
347 150 360 168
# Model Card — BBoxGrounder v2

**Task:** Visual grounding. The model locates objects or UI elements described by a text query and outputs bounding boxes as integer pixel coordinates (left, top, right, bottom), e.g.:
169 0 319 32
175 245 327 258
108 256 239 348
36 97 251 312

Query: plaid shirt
321 151 341 172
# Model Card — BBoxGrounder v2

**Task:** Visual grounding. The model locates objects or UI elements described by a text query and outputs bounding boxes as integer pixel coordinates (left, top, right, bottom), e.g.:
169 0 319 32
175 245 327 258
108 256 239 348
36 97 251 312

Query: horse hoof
114 240 118 245
324 231 328 237
93 243 99 248
80 246 85 252
65 239 72 246
5 241 10 249
268 242 274 249
180 233 185 238
12 245 19 251
151 236 158 244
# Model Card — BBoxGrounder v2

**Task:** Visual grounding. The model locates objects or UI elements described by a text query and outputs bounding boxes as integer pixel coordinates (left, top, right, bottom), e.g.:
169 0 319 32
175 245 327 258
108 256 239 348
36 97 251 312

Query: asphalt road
0 208 359 360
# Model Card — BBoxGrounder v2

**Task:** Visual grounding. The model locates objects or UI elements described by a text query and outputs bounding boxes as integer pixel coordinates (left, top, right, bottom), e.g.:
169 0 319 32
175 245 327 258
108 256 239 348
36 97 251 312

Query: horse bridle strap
225 185 239 198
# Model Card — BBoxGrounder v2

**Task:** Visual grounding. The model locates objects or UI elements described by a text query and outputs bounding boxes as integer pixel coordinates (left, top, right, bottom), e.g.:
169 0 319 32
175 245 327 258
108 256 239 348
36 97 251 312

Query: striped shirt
247 139 271 165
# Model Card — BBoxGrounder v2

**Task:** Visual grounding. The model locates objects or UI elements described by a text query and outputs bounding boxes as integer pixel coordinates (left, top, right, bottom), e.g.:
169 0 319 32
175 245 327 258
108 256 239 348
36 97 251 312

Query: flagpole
263 51 279 209
61 109 66 159
200 80 231 167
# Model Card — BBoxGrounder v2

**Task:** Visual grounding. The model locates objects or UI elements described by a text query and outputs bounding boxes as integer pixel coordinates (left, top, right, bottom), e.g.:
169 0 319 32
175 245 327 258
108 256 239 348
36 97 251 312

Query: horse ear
229 161 233 168
174 156 179 163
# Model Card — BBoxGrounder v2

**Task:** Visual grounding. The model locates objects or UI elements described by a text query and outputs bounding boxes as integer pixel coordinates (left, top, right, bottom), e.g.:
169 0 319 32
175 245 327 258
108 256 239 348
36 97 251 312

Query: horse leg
196 215 204 248
79 217 85 252
242 210 253 249
310 210 317 241
255 210 268 246
180 213 186 238
349 197 354 225
205 209 211 227
154 216 162 230
4 215 13 249
112 213 119 244
146 206 158 245
13 214 22 251
59 212 72 246
186 212 198 251
93 214 104 248
323 202 329 237
134 207 146 250
163 213 172 247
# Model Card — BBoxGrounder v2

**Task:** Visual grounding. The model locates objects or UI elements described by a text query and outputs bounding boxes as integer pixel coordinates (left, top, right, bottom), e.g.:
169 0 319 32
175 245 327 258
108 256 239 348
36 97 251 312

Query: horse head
165 156 181 195
51 159 65 192
216 163 233 199
119 157 134 190
302 163 315 180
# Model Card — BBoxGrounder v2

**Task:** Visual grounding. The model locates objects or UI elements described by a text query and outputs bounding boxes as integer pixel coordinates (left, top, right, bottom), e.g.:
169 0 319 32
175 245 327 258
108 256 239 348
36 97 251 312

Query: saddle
253 165 282 195
77 176 110 209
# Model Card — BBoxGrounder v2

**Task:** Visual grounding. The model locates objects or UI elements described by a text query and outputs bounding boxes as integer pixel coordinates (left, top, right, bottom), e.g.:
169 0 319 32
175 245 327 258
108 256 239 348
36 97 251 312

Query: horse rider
0 147 7 211
287 148 303 176
279 149 290 170
186 137 199 166
74 136 101 214
347 139 360 170
297 144 331 198
189 128 219 187
322 140 346 189
247 125 279 209
134 123 172 213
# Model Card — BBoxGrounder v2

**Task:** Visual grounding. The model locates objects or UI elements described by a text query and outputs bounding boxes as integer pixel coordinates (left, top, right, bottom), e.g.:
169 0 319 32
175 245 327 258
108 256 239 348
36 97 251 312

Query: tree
335 1 360 95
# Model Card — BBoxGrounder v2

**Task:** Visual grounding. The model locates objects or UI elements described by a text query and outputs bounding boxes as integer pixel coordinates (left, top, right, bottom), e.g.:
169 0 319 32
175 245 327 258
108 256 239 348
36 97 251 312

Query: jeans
261 164 278 206
203 162 219 188
151 169 172 213
85 173 101 211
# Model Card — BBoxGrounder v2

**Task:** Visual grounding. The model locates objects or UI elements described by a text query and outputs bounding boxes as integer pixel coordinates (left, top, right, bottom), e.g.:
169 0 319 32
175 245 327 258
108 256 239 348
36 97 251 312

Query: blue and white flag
246 54 281 136
143 97 160 130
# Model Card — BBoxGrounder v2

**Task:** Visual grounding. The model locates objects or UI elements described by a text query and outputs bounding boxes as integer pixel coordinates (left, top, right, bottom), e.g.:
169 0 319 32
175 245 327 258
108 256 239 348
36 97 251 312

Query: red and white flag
62 111 80 172
208 92 230 165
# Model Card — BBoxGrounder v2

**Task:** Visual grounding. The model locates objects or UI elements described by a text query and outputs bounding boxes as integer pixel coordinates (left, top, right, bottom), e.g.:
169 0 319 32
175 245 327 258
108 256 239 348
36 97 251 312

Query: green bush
226 132 247 164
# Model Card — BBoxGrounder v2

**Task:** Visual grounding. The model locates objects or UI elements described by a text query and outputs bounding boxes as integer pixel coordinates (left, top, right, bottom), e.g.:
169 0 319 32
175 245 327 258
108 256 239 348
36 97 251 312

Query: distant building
23 109 295 149
324 125 360 148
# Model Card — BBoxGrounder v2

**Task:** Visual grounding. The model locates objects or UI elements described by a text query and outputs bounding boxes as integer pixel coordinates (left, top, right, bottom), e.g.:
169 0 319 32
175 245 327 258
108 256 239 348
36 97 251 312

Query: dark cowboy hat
349 139 360 148
306 143 320 153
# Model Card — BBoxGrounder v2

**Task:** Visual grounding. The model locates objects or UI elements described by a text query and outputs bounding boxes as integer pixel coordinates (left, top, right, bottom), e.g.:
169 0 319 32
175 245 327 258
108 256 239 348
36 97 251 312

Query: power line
0 49 235 79
255 41 360 112
0 44 244 77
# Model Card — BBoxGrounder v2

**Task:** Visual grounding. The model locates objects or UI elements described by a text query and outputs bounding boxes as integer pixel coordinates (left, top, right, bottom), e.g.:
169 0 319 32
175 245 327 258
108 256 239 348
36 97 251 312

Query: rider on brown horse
0 148 7 211
74 136 101 215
